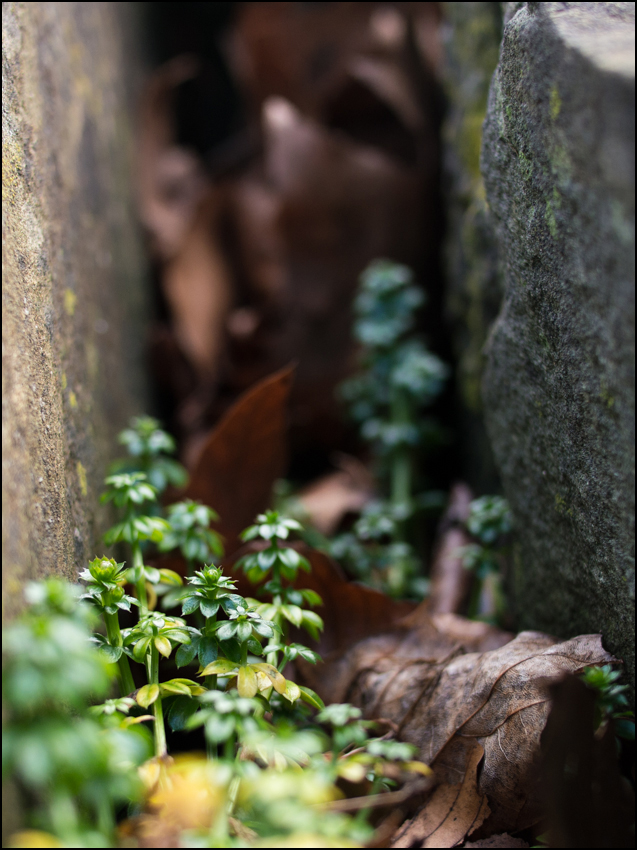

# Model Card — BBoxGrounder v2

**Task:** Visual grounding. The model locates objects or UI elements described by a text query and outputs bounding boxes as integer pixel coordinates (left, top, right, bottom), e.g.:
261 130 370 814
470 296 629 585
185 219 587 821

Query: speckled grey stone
481 3 635 693
2 3 150 618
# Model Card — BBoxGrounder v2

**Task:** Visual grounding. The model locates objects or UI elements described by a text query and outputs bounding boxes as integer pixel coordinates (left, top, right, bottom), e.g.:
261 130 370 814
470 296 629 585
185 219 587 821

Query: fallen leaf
316 629 615 843
297 454 376 535
162 188 233 383
428 483 475 615
180 365 295 553
540 674 634 848
462 834 529 848
391 740 489 848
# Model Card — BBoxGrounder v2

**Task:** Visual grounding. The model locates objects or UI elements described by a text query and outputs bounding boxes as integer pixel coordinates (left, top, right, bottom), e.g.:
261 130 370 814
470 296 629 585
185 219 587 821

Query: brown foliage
178 365 295 554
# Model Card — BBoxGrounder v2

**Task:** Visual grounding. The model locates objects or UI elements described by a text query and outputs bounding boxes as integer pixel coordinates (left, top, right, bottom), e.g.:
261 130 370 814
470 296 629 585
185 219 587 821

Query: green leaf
258 549 277 570
205 714 236 743
218 638 241 663
200 658 239 677
198 636 218 667
298 686 325 710
300 589 322 607
98 643 123 663
144 566 161 584
282 679 301 703
240 525 260 542
215 621 238 641
236 620 253 643
133 637 151 662
136 683 160 708
199 600 220 619
281 604 303 627
253 620 277 638
278 548 300 568
238 665 258 697
167 696 200 732
615 719 635 740
175 641 198 668
181 595 200 615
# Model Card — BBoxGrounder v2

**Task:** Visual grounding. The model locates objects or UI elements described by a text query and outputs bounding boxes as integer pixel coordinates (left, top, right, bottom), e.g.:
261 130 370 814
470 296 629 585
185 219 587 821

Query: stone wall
440 2 503 494
481 2 635 691
2 3 150 616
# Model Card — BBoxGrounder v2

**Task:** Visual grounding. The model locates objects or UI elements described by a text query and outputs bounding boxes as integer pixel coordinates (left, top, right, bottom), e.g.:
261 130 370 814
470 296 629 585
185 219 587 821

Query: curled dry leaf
462 835 529 848
296 454 376 536
162 188 233 384
303 623 615 847
180 365 295 554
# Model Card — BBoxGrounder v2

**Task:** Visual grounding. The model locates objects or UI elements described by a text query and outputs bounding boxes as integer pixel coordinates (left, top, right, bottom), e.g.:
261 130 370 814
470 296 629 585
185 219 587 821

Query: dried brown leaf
297 455 376 535
181 365 295 553
392 741 489 848
462 835 529 848
317 628 615 842
162 188 233 381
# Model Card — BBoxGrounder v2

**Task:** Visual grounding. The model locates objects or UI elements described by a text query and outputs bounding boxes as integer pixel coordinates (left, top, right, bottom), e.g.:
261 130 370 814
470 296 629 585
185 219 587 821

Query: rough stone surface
440 2 503 493
2 4 150 615
481 3 635 692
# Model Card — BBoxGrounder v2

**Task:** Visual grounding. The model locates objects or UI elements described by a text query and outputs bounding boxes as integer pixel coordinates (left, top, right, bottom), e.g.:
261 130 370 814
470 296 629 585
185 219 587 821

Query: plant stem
104 610 136 696
149 643 167 758
132 544 148 615
390 386 413 540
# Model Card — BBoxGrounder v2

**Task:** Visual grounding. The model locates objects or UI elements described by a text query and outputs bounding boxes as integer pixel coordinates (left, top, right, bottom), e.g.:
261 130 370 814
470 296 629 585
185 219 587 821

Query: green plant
579 664 635 741
5 417 437 847
459 495 512 623
109 415 188 494
335 259 449 598
158 499 224 573
2 579 150 847
101 472 170 613
235 511 324 698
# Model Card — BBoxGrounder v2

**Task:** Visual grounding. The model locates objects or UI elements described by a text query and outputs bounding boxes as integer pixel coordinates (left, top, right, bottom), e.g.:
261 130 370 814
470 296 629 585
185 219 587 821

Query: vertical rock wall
440 2 503 493
2 3 150 614
481 3 635 690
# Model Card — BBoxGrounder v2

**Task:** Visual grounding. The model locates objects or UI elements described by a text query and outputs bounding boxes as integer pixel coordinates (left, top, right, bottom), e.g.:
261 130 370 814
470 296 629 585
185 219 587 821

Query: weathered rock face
2 3 150 613
440 2 503 493
481 3 635 690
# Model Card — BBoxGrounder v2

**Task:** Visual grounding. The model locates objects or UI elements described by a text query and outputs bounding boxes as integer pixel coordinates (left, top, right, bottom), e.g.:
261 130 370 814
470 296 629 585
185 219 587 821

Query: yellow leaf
154 636 172 657
7 831 62 847
136 683 160 708
200 658 239 677
404 760 433 776
252 662 286 695
238 665 258 697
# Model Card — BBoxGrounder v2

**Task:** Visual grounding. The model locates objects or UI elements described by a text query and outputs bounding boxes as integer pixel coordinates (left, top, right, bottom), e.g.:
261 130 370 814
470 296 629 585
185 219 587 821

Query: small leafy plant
3 579 151 848
459 495 512 623
333 259 449 598
4 415 433 847
579 664 635 742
